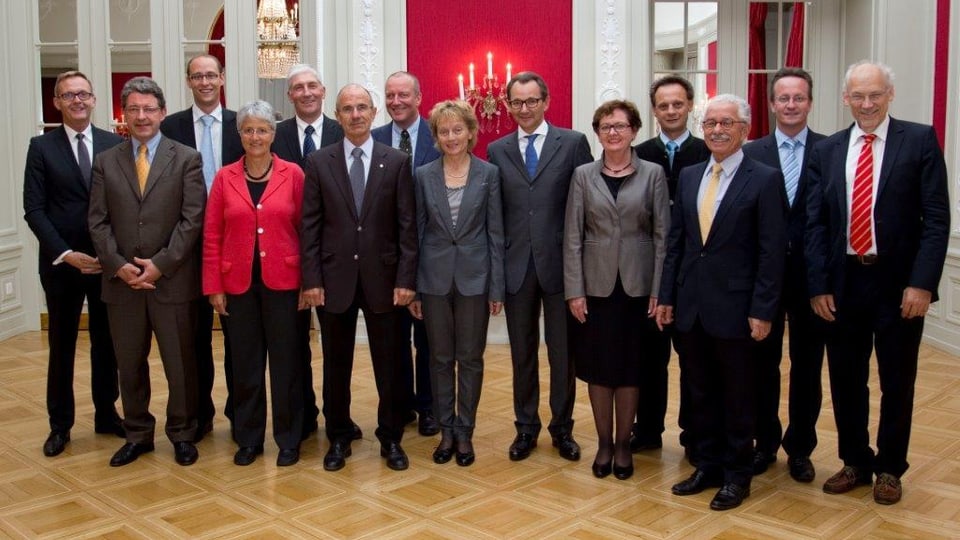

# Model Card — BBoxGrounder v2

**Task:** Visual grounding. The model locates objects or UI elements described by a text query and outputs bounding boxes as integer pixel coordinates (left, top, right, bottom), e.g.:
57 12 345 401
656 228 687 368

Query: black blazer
659 154 787 339
23 125 124 289
371 117 442 171
271 114 344 168
160 107 244 167
805 117 950 305
634 134 711 202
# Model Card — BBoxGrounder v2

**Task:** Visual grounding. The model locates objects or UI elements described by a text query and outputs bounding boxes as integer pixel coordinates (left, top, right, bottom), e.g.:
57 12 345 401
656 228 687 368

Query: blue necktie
303 125 316 157
525 134 539 179
781 138 800 206
200 115 216 191
665 140 679 169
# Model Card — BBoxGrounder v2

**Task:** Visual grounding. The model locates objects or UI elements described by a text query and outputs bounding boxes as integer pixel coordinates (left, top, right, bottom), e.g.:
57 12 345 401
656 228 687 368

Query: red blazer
203 155 304 295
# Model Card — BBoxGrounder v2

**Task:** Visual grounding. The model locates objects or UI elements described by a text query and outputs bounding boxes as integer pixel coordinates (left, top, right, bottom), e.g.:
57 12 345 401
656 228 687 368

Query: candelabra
458 52 514 134
257 0 300 79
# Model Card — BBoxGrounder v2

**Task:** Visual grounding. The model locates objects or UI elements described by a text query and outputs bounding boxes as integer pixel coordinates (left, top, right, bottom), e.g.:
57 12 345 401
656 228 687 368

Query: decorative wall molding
596 0 624 103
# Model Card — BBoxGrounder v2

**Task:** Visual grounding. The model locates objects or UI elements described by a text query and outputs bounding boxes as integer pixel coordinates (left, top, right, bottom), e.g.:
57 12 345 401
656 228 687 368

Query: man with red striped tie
805 61 950 505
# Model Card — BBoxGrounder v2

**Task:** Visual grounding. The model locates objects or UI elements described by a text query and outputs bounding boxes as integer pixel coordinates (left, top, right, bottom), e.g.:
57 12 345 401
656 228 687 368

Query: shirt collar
192 104 223 123
851 115 890 143
518 120 549 139
659 130 691 147
133 132 163 158
392 116 420 138
296 115 324 133
344 135 374 158
775 126 809 146
707 149 745 177
63 123 92 140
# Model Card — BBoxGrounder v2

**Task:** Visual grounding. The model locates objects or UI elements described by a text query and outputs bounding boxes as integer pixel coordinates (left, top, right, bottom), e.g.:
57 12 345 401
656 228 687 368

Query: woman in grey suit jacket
564 100 669 480
408 100 505 467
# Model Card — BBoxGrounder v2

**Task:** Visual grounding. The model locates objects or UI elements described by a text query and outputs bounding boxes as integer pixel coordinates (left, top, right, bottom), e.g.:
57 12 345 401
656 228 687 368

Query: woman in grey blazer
408 100 505 466
564 100 669 480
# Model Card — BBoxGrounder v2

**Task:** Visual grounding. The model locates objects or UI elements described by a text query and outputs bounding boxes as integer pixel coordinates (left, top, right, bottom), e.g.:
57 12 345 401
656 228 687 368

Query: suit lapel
113 140 141 198
53 127 84 184
225 161 254 208
260 158 289 205
832 128 853 223
414 118 434 168
533 126 561 181
141 138 176 199
876 118 903 199
453 157 487 237
503 135 528 181
278 120 301 161
685 162 708 247
327 144 359 220
425 161 455 236
361 143 392 220
708 160 753 244
179 111 197 148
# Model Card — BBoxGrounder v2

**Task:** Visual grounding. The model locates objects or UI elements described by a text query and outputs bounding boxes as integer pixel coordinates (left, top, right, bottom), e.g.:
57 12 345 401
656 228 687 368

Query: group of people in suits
23 57 949 510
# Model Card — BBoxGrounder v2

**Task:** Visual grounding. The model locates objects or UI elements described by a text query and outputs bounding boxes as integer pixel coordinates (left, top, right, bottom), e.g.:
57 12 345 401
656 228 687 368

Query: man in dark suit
658 94 786 510
806 61 950 505
88 77 207 467
271 64 345 440
371 71 441 437
743 67 826 482
487 72 592 463
23 70 125 457
160 54 244 441
631 75 710 456
300 84 418 472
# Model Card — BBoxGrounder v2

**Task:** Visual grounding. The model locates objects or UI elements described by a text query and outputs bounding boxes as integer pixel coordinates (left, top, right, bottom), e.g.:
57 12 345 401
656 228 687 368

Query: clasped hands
116 257 160 290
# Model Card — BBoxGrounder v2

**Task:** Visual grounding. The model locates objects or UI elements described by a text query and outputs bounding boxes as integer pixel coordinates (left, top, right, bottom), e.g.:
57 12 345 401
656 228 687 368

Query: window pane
39 1 77 43
184 1 224 41
110 0 151 42
40 50 80 127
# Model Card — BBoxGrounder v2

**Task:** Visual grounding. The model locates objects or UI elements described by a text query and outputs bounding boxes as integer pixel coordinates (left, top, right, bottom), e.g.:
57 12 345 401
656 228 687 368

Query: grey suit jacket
88 136 206 304
487 124 593 295
564 155 670 300
415 156 505 301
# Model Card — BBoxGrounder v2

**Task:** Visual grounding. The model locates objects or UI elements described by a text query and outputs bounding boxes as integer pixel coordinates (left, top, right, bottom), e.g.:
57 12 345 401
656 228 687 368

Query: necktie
349 147 365 213
136 143 150 195
399 129 412 155
850 133 877 255
699 163 722 244
200 115 216 191
303 125 316 157
525 134 539 179
665 140 679 169
781 138 800 206
76 133 91 187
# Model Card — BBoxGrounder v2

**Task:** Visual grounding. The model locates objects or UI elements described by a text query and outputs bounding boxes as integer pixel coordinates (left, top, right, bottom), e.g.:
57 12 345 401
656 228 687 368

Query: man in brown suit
88 77 207 467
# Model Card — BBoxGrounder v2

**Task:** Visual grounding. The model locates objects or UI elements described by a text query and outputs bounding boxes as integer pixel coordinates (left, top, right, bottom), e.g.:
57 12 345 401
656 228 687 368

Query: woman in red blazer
202 100 306 467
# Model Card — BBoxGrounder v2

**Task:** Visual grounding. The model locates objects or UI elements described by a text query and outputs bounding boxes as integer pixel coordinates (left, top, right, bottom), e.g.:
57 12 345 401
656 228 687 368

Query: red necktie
849 133 876 255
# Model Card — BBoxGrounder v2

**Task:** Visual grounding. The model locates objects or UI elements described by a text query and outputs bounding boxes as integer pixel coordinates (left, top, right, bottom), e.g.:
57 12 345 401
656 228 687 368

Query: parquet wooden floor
0 330 958 539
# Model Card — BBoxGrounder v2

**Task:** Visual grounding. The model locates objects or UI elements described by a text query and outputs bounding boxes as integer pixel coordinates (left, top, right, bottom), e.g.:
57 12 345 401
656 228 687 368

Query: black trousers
634 317 673 444
193 298 232 427
298 308 319 429
398 310 433 414
42 270 119 433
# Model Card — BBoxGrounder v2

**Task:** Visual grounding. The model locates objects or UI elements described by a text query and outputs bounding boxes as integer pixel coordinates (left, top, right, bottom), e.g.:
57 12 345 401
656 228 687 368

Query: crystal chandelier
257 0 300 79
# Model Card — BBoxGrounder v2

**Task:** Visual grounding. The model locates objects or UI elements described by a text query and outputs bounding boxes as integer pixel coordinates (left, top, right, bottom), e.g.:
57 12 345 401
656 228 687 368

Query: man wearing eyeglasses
741 67 826 483
160 54 244 443
23 71 126 458
89 76 207 467
657 94 786 510
806 61 950 505
487 71 592 463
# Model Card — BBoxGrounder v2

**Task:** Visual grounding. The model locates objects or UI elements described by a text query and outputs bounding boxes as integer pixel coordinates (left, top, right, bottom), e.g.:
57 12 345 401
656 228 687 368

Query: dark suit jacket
659 154 787 339
160 107 244 168
271 114 344 168
371 117 442 171
300 140 418 314
634 134 711 202
805 117 950 305
24 125 124 292
88 137 207 304
414 155 504 301
487 124 593 295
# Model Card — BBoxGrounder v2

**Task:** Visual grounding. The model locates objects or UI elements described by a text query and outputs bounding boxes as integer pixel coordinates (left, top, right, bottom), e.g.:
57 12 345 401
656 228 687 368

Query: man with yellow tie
656 94 787 511
88 77 207 468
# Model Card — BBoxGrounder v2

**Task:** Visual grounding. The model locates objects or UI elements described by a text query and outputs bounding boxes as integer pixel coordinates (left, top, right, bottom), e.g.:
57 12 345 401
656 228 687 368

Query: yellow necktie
136 144 150 194
699 163 722 244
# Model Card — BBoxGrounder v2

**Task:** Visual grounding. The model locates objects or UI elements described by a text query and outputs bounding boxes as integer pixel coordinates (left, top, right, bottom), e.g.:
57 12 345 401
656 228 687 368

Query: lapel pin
379 163 384 168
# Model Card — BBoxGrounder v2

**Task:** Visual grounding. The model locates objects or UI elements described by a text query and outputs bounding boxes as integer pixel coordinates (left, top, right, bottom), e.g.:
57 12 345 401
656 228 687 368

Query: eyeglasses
847 92 888 104
57 91 94 102
124 106 162 116
240 127 273 137
507 98 543 110
701 119 747 131
598 123 631 134
774 95 809 104
188 72 221 82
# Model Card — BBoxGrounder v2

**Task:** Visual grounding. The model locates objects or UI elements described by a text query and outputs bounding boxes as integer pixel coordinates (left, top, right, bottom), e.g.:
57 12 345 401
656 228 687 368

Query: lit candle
506 62 512 82
469 63 475 89
487 52 493 79
458 74 465 100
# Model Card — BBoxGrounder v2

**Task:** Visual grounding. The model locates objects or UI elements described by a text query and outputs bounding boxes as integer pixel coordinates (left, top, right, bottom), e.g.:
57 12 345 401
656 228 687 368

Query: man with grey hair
657 94 786 510
806 61 950 505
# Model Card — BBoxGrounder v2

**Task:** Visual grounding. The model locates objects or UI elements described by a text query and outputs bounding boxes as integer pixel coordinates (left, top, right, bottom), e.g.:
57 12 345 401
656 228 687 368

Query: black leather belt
848 254 878 265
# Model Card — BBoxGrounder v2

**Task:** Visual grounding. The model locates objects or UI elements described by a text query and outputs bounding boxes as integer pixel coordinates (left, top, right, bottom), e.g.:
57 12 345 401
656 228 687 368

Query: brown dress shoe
873 473 902 505
823 465 872 494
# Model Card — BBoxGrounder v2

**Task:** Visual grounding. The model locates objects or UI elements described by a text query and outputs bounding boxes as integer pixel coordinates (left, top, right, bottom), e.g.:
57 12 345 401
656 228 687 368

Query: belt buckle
857 254 878 265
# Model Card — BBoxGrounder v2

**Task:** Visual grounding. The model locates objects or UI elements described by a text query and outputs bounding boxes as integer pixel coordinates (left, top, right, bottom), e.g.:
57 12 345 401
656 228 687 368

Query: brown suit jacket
300 139 417 314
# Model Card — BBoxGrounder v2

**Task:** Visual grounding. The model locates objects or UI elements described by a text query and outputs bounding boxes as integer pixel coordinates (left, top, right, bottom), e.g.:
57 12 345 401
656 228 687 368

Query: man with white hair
657 94 787 510
806 61 950 505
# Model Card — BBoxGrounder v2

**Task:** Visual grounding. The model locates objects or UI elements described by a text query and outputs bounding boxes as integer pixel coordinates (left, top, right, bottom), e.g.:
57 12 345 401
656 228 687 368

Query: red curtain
747 2 768 140
784 2 805 67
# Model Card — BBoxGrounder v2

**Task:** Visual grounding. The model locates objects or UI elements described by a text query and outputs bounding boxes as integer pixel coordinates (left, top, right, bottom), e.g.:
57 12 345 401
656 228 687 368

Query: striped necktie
781 138 800 206
850 134 877 255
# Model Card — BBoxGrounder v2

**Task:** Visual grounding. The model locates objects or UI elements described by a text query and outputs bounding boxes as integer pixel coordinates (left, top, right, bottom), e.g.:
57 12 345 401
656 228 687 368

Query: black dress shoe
174 441 199 466
418 411 440 436
710 483 750 511
433 437 455 464
509 433 537 461
455 439 475 467
788 456 816 483
381 441 409 471
233 445 263 466
95 417 126 438
192 421 213 443
613 463 634 480
277 448 300 466
552 433 581 461
43 431 70 457
671 469 723 495
324 439 352 471
351 422 363 441
752 450 776 475
629 433 663 453
109 442 155 466
592 460 612 478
